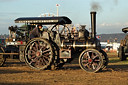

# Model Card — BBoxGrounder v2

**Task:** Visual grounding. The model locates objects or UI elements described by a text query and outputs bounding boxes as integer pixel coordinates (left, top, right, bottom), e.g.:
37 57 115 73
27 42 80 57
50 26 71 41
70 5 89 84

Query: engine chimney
90 12 96 39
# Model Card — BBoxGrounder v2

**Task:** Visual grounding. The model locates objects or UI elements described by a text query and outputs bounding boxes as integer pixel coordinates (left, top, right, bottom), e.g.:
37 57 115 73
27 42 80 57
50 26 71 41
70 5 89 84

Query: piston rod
0 53 19 55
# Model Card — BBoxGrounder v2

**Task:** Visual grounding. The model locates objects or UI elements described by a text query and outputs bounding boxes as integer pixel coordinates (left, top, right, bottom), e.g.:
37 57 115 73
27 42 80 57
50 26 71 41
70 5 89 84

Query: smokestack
90 11 96 39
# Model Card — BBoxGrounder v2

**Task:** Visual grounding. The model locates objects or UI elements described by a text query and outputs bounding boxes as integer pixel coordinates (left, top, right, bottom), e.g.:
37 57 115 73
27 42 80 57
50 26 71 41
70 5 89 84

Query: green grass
107 52 128 65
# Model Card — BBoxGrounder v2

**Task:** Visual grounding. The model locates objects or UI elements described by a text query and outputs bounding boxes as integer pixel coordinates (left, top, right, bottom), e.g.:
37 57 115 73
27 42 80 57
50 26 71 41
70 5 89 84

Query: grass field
108 52 128 65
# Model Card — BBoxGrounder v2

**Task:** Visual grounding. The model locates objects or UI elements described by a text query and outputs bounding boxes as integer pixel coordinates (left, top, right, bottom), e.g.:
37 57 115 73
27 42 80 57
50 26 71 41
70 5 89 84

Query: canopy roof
122 27 128 33
15 16 72 25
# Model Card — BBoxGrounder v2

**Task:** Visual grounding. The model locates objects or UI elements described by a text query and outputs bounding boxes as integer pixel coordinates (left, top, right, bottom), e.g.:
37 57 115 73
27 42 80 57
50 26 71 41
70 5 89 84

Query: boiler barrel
61 41 96 49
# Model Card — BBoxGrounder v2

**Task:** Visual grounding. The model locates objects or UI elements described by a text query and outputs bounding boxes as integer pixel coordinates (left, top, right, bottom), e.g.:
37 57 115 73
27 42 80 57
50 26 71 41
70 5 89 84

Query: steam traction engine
0 12 108 73
118 27 128 61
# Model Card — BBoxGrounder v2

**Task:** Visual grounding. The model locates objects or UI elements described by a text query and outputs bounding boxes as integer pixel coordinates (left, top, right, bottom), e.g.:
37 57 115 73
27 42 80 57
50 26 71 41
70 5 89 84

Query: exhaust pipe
90 12 96 39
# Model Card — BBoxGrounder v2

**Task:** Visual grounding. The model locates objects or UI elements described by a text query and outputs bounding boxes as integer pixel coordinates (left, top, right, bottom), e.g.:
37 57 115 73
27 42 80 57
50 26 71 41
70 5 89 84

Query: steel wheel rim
0 47 5 66
25 39 53 69
0 54 4 65
100 50 108 70
79 49 103 72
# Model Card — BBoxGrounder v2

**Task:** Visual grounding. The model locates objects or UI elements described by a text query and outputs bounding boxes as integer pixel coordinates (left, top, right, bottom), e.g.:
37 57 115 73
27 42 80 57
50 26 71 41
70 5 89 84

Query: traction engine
0 12 108 73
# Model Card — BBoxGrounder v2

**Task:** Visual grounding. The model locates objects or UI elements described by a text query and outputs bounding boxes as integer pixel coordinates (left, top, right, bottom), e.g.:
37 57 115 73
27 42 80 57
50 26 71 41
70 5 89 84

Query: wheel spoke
43 53 51 57
33 47 37 52
29 52 36 56
43 57 49 65
30 43 34 50
91 52 95 59
82 60 87 63
30 55 36 59
42 48 51 54
29 57 39 64
86 63 91 69
87 52 90 58
43 55 50 60
92 55 98 60
94 59 100 62
38 40 42 50
34 42 39 50
84 53 87 57
42 46 47 51
29 49 36 53
84 63 89 67
92 62 98 68
40 44 46 50
92 64 96 69
43 43 47 48
39 58 46 66
35 60 41 67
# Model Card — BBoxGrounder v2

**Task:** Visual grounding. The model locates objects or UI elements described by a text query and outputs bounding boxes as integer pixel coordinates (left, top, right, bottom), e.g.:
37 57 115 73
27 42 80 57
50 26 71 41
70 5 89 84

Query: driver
30 24 43 39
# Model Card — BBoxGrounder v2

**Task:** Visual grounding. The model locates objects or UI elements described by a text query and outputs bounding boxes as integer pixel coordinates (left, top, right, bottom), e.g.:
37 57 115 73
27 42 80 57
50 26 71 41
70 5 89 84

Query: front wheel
79 49 103 73
100 50 109 70
24 38 54 70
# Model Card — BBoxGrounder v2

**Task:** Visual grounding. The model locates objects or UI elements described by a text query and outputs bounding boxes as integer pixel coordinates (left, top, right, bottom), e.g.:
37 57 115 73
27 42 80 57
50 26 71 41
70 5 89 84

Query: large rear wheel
0 46 6 66
118 46 126 61
79 49 103 73
24 38 54 70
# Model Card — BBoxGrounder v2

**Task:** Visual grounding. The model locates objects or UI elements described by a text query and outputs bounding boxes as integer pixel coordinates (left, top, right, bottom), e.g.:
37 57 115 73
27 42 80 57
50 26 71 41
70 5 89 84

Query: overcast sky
0 0 128 34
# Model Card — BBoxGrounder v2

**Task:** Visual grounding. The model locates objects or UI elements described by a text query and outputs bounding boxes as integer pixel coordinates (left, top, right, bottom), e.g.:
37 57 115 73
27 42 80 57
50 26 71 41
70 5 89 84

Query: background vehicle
118 27 128 61
0 12 108 73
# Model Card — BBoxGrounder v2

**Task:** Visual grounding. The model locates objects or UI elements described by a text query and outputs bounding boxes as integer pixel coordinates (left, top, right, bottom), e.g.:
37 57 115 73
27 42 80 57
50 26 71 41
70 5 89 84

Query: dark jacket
30 27 40 38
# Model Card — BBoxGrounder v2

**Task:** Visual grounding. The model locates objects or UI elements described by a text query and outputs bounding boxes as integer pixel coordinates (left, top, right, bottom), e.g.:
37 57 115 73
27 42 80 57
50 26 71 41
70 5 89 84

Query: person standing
30 24 43 39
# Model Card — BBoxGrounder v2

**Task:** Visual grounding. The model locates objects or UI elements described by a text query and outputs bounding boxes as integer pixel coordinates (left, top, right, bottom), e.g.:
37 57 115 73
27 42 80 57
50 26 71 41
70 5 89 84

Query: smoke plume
114 0 118 5
91 2 102 12
90 0 118 12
